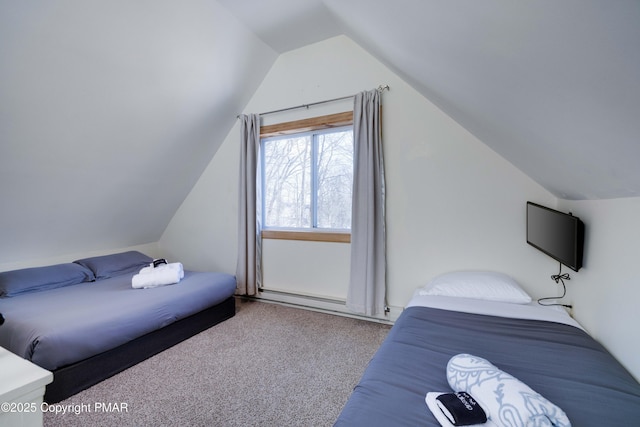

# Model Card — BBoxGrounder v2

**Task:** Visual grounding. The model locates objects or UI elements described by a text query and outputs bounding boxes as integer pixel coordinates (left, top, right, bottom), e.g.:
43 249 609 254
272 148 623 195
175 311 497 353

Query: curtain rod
237 85 389 118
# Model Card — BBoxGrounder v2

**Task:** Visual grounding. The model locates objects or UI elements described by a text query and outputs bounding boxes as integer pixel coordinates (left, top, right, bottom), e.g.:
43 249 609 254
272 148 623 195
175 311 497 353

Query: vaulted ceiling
222 0 640 200
1 1 639 263
0 1 278 262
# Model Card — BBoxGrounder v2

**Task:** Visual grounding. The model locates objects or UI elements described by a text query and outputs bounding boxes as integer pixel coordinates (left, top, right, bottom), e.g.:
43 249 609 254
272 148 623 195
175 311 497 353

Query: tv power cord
537 262 573 309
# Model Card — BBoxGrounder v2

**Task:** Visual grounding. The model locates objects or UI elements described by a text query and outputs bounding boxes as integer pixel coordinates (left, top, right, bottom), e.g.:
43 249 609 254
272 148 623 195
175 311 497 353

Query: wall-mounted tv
526 202 585 272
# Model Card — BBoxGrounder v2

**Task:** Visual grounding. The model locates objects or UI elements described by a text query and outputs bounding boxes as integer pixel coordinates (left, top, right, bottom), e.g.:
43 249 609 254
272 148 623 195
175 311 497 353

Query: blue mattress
335 305 640 426
0 270 236 370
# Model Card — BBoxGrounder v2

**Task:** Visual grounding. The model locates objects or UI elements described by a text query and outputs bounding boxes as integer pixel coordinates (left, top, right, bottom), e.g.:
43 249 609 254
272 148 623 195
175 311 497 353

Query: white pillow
419 271 532 304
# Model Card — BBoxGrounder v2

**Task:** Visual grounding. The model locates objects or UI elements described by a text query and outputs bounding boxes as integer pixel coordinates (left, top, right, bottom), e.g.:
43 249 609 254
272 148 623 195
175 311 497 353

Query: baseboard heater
252 287 398 323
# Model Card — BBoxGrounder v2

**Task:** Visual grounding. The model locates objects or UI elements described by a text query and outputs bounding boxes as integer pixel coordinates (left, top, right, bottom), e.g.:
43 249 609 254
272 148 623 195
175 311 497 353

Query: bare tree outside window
263 135 311 228
262 127 353 230
316 130 352 229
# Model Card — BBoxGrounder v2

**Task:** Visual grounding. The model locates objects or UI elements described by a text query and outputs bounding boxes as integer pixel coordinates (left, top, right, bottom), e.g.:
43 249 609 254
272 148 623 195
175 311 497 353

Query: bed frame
44 296 235 403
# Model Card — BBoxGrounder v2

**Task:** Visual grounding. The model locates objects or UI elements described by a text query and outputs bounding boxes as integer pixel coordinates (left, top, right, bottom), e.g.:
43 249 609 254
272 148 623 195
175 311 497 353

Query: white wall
262 239 350 300
161 35 555 306
558 197 640 380
161 35 640 379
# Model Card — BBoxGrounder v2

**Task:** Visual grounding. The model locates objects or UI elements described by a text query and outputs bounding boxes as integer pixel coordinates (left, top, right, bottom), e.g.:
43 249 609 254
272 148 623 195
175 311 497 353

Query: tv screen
526 202 584 271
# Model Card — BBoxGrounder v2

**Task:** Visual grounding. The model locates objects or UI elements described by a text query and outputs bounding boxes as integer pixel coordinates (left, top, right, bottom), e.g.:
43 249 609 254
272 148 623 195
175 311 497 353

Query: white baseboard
248 288 402 324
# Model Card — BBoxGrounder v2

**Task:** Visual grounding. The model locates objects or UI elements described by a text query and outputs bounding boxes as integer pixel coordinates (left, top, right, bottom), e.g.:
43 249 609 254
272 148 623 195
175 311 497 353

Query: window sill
262 229 351 243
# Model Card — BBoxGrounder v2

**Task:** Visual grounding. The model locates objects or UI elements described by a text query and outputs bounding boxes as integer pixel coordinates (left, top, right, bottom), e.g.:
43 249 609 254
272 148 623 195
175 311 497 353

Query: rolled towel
132 266 182 289
447 354 571 427
168 262 184 279
139 265 154 274
138 262 184 279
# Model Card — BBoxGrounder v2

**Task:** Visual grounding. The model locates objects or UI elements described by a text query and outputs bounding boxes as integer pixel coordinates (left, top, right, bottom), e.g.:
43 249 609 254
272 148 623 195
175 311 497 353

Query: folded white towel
138 262 184 279
447 354 571 427
132 263 183 289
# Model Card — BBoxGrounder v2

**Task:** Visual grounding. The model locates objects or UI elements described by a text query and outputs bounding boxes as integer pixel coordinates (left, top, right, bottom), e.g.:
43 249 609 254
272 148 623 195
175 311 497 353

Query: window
261 126 353 232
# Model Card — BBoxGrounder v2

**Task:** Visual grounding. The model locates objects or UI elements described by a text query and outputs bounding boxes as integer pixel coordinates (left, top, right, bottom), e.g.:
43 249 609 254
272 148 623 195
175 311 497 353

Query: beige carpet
43 299 391 427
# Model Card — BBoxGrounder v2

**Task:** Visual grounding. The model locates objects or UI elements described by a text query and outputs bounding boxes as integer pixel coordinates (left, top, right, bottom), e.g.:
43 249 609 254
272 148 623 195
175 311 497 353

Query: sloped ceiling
223 0 640 200
1 1 639 263
0 1 277 263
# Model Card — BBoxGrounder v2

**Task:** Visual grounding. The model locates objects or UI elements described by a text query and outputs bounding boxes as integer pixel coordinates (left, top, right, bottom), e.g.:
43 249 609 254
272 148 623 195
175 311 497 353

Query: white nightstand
0 347 53 427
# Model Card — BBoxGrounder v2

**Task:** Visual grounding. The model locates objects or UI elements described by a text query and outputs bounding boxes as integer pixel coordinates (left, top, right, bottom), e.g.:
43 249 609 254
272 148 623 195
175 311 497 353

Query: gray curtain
347 89 387 316
235 114 262 296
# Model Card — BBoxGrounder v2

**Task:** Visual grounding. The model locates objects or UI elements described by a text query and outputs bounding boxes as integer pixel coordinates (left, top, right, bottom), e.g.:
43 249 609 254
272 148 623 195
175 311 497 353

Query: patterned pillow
447 354 570 427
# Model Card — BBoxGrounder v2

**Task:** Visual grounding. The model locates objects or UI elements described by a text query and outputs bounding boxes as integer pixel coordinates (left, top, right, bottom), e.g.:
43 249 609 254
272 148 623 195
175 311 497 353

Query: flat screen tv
526 202 584 272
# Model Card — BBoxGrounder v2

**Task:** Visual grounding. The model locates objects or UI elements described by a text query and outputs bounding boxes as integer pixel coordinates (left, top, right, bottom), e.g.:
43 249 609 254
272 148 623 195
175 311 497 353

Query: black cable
537 262 572 308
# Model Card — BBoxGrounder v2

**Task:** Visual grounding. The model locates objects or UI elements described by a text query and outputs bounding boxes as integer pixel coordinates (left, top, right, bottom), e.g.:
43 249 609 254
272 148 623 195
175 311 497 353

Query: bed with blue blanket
0 251 236 403
335 271 640 426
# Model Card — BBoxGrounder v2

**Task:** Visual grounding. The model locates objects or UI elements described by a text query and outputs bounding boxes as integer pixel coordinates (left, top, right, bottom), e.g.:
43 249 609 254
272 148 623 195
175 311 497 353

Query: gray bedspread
0 271 235 370
335 306 640 426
